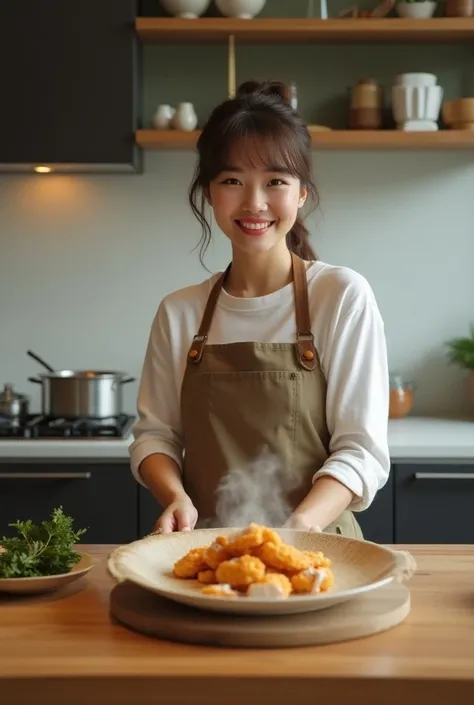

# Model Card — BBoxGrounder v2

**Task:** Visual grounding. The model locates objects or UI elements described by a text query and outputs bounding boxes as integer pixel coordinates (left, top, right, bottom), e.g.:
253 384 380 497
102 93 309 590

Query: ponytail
286 216 317 261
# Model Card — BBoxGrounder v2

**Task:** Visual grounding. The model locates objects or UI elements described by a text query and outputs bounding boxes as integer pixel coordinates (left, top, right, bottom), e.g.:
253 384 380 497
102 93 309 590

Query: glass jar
389 374 414 419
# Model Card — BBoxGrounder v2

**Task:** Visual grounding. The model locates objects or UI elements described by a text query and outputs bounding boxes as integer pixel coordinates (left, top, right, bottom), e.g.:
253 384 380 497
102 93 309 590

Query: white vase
215 0 266 19
395 1 437 17
152 104 176 129
392 85 443 131
161 0 211 18
172 103 198 131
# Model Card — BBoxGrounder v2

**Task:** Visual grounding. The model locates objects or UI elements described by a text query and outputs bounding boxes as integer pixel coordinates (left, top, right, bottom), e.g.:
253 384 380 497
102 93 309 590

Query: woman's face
207 140 307 257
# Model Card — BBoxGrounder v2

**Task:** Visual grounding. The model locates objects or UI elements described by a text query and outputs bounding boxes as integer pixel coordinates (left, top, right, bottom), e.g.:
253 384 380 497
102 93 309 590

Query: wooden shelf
135 17 474 44
136 129 474 151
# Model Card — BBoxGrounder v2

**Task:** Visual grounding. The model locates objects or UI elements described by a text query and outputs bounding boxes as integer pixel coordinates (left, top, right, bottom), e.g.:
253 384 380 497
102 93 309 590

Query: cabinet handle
0 472 91 479
414 472 474 480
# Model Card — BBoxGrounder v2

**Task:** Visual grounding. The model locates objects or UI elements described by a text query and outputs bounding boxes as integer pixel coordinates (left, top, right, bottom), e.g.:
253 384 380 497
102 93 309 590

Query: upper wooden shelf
135 17 474 44
136 129 474 151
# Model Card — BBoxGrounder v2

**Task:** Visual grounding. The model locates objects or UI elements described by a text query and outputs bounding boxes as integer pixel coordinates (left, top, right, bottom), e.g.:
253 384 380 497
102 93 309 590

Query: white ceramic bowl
215 0 266 19
107 528 416 617
396 1 437 18
161 0 211 18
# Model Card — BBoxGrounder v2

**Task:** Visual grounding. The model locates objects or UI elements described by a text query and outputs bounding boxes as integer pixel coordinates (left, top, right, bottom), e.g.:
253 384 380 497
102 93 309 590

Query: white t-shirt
129 260 390 512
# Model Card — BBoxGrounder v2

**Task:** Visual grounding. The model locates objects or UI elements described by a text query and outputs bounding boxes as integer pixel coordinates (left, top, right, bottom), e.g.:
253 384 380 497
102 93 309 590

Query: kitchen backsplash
1 148 474 418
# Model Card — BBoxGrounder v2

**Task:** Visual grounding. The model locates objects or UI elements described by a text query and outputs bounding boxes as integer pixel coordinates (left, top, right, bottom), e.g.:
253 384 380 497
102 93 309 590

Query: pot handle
120 377 136 385
28 377 42 384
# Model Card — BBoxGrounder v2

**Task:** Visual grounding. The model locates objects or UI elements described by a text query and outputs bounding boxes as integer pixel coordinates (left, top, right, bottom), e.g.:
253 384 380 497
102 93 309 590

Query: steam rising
214 446 301 528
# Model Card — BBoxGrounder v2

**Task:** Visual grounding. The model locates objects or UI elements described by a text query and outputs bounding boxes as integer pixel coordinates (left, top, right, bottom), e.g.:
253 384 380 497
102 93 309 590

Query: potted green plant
446 323 474 404
395 0 438 17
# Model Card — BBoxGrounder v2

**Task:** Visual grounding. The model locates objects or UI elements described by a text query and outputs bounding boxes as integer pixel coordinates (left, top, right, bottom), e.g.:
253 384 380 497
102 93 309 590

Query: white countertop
0 416 473 462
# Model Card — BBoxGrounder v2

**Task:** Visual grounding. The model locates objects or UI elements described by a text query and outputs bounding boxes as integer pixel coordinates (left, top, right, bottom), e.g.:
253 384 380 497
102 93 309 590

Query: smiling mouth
235 220 276 236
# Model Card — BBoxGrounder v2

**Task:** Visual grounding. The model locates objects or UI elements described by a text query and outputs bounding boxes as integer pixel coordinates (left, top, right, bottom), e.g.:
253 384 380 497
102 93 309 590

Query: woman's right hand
154 496 198 534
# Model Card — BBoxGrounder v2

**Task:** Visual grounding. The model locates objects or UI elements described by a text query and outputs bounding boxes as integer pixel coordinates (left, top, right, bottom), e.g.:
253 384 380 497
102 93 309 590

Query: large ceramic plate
107 529 416 616
0 553 94 595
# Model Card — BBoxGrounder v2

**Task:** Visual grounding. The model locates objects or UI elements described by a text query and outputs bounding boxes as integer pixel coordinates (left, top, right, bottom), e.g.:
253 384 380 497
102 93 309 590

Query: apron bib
180 253 363 539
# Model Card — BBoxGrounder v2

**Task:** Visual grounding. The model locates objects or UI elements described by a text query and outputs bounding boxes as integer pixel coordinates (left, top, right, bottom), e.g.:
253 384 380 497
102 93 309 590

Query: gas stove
0 413 135 439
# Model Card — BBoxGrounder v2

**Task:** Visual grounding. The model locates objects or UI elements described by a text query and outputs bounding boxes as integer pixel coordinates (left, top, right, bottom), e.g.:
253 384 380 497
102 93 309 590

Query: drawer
0 462 138 544
395 463 474 544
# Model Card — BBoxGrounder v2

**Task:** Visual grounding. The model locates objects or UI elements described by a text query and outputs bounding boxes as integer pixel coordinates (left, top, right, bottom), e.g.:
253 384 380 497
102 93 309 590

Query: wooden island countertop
1 544 473 705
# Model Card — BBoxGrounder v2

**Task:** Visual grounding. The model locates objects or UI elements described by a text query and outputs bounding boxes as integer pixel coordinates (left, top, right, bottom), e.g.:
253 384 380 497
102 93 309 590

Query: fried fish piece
173 547 207 579
247 572 292 599
203 536 231 570
258 541 313 574
215 554 266 589
201 583 239 598
226 523 283 557
197 569 217 585
303 550 332 568
291 567 334 594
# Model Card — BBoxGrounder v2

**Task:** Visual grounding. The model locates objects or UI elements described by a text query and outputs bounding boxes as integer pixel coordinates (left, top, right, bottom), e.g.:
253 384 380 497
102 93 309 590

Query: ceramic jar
171 103 198 131
395 0 437 17
389 375 414 419
152 104 176 129
215 0 266 18
161 0 211 18
348 78 383 130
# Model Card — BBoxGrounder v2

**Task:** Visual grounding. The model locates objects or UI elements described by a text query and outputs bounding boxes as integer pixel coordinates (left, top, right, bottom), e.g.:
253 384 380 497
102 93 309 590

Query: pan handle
27 350 55 373
120 377 136 385
28 377 42 384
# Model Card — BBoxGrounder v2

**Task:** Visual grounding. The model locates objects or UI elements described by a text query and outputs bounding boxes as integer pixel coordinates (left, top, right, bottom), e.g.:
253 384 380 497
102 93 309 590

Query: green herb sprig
0 507 87 578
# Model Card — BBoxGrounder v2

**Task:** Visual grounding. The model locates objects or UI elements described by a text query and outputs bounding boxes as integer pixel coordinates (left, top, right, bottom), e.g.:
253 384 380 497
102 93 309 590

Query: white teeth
239 221 271 230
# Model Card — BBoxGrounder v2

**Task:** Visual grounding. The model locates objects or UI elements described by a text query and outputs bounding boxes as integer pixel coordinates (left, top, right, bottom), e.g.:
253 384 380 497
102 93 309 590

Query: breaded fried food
247 572 292 599
304 550 332 568
203 536 231 570
226 523 283 556
215 554 266 588
291 567 334 594
258 541 313 573
173 547 207 579
197 569 217 585
201 583 239 598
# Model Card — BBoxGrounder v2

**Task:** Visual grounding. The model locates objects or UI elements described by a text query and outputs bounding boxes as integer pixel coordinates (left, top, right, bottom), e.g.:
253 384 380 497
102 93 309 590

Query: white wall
1 149 474 417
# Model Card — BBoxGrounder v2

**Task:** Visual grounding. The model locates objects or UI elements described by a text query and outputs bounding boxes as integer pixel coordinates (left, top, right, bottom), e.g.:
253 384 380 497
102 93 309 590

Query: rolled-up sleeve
129 303 184 487
313 300 390 511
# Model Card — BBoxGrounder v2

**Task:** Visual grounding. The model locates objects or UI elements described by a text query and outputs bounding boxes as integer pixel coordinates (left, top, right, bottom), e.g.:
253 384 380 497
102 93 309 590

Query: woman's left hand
283 513 322 533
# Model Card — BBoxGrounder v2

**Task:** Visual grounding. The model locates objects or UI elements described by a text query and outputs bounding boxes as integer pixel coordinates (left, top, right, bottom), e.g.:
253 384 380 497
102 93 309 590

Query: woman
129 80 390 537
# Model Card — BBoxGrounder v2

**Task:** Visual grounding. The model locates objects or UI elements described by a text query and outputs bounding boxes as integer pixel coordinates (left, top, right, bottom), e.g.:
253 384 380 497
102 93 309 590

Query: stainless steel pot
0 383 30 419
27 350 135 420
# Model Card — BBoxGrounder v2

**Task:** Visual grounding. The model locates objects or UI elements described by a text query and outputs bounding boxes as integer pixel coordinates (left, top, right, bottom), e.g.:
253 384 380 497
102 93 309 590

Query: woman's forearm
291 476 355 530
138 453 188 508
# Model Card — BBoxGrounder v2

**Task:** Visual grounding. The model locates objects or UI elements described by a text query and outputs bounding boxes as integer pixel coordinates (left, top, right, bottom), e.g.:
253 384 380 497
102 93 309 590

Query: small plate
107 529 416 616
0 553 94 595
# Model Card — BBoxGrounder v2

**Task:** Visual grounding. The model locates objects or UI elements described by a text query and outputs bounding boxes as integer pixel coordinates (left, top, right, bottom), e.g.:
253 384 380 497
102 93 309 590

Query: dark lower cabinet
1 460 473 545
394 463 474 544
0 462 137 544
139 487 164 537
356 469 394 544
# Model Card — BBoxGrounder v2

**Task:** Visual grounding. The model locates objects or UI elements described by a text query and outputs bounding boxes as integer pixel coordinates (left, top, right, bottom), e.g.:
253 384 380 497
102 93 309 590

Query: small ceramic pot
395 0 437 17
445 0 474 15
215 0 266 19
152 105 176 129
171 103 198 131
161 0 211 18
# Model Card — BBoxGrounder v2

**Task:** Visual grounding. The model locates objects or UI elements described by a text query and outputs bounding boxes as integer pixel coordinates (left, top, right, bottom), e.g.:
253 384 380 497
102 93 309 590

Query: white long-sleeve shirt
129 260 390 512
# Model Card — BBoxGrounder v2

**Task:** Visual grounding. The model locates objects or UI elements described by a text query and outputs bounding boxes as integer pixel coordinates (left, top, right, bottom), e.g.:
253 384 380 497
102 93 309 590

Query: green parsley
0 507 87 578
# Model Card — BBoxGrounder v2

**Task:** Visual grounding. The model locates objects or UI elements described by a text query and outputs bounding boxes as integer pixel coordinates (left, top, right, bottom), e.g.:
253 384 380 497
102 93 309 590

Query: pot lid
0 383 29 403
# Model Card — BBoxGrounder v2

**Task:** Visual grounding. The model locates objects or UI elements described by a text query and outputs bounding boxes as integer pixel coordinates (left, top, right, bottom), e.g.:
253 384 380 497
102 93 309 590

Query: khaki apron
180 252 363 539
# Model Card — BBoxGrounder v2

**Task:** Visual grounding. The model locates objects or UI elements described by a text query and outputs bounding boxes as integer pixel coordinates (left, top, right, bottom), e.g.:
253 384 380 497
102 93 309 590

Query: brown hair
189 80 319 266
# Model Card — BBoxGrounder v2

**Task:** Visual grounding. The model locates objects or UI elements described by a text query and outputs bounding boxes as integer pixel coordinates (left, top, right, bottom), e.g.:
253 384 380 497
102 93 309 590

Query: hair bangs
200 113 307 183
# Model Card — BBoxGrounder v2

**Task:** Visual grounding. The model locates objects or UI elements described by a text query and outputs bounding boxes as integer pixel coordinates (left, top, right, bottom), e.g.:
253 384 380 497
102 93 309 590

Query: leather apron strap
187 253 317 371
